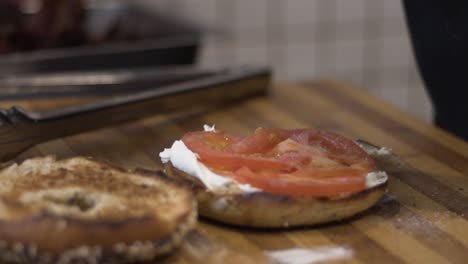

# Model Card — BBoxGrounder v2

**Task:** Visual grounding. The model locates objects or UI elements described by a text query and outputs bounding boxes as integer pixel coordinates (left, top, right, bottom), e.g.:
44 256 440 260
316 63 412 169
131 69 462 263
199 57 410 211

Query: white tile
408 88 433 122
372 78 432 122
314 23 338 42
234 0 267 30
198 38 221 68
407 70 433 121
235 46 269 66
408 63 423 87
202 34 229 45
285 43 316 80
382 18 408 38
285 24 316 44
335 40 365 72
198 49 219 68
266 46 287 66
382 0 404 20
412 104 433 123
360 39 385 70
272 65 289 81
380 67 410 89
202 36 234 52
231 30 267 46
285 0 318 25
336 21 365 41
204 37 237 67
336 0 365 21
180 0 217 28
209 0 237 32
361 0 386 20
313 42 340 76
374 65 433 120
381 36 413 68
334 70 365 87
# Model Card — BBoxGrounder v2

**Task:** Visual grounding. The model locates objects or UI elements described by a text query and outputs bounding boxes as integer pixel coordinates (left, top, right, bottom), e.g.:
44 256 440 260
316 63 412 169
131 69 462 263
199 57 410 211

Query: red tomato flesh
182 130 294 171
181 128 374 197
234 167 366 197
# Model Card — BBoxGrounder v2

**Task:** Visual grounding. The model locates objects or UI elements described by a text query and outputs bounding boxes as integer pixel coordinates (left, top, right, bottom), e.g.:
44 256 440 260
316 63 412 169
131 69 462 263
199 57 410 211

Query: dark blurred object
0 0 199 74
403 0 468 141
0 0 85 53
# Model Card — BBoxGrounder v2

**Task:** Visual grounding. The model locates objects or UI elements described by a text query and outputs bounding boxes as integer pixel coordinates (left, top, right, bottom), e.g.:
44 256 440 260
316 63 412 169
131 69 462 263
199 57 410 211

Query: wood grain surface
1 80 468 264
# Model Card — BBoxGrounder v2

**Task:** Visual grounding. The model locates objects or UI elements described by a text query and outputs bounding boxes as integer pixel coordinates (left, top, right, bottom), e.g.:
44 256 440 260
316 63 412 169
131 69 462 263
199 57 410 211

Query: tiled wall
140 0 433 122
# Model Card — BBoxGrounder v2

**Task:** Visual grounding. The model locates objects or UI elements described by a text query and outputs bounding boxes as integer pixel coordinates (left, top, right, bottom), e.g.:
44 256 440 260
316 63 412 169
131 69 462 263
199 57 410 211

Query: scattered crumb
212 197 229 212
203 124 216 132
366 147 392 156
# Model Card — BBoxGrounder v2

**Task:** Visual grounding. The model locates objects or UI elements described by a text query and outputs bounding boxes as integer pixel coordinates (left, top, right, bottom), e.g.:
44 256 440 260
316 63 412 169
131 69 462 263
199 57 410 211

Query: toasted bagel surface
0 156 196 263
164 162 386 228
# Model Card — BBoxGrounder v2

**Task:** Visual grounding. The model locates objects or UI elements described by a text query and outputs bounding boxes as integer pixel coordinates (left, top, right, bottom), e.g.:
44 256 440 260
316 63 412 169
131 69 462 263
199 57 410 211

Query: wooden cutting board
2 80 468 264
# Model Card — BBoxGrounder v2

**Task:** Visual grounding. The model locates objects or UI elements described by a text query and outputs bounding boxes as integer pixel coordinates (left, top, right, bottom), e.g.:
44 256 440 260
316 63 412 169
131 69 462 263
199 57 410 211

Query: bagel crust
164 162 387 228
0 156 197 263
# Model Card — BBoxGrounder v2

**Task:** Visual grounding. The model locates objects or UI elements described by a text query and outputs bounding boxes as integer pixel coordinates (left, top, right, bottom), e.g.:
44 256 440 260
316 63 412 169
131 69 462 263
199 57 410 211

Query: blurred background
136 0 431 122
0 0 432 121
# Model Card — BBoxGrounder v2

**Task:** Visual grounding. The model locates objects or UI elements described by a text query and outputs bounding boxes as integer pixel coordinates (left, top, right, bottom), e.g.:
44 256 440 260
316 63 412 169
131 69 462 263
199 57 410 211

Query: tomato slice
182 131 294 171
199 155 295 172
181 128 374 197
230 127 289 154
181 131 242 154
307 130 374 170
234 167 366 197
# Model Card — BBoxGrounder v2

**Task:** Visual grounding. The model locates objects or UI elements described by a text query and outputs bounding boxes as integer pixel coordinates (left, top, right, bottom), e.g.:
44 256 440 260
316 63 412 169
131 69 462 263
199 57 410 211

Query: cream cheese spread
159 140 260 193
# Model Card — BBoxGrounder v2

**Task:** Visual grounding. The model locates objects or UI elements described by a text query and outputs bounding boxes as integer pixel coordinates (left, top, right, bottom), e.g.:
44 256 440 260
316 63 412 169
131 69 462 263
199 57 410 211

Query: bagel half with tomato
160 126 388 228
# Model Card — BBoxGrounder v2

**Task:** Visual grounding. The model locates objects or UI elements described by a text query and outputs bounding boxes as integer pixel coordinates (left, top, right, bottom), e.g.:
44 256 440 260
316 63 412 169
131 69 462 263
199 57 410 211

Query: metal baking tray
0 66 271 160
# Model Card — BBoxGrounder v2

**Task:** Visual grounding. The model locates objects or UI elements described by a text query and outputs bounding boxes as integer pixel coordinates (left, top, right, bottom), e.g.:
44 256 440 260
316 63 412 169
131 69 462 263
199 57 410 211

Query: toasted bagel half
0 156 196 264
164 162 387 228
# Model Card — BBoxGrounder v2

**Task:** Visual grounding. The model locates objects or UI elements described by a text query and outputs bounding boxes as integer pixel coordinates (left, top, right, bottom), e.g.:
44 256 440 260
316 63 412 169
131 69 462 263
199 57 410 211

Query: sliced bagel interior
0 156 196 263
